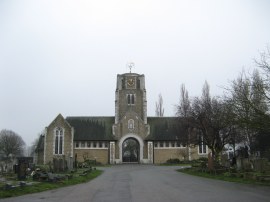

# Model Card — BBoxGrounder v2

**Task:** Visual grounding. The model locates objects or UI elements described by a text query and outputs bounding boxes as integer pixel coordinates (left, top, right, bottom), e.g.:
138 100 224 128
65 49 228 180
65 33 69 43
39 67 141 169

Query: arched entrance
122 138 139 163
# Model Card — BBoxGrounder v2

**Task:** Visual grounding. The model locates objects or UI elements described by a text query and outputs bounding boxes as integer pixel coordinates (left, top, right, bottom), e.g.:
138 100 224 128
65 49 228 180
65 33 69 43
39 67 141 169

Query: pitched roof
66 117 116 141
48 113 72 128
66 116 189 141
146 117 187 141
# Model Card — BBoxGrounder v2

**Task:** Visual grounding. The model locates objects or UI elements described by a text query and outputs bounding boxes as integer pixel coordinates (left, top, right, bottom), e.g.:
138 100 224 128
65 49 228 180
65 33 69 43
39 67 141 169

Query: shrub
166 158 181 164
35 164 50 172
198 157 208 162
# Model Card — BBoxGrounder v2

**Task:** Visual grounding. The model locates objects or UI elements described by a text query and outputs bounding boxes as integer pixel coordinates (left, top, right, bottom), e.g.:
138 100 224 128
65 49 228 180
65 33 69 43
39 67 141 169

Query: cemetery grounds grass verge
178 168 270 186
0 169 103 199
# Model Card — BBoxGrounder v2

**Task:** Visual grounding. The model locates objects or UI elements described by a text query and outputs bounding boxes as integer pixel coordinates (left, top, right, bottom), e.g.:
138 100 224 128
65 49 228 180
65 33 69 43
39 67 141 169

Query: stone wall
113 112 149 140
44 114 73 164
143 141 148 159
118 90 144 121
36 151 44 165
74 149 109 164
154 146 208 164
116 74 146 122
154 148 187 164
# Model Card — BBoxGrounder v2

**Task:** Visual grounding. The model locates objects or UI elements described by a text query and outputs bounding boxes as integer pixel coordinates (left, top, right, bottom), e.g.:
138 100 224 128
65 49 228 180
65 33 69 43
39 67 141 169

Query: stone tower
115 73 147 125
112 72 152 163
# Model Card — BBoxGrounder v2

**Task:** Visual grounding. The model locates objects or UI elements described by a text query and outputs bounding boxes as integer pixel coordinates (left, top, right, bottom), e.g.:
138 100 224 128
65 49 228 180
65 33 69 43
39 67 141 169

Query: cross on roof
127 62 135 73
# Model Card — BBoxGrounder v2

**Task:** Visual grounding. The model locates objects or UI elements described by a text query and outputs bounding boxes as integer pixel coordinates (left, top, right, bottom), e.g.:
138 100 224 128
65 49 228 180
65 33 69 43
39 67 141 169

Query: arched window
128 119 134 130
55 127 64 155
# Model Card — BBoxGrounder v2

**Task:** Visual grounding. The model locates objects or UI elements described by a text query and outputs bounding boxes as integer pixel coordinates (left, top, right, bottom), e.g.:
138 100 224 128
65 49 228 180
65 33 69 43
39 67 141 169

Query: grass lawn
178 168 270 186
0 169 102 199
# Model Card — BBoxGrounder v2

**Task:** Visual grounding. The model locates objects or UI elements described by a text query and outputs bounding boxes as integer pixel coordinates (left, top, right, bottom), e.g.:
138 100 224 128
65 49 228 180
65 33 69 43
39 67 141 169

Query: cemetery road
1 165 270 202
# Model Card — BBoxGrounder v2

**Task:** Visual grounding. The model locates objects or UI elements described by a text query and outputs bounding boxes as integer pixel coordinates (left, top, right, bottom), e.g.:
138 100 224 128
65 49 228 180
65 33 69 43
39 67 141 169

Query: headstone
236 158 242 170
17 157 33 180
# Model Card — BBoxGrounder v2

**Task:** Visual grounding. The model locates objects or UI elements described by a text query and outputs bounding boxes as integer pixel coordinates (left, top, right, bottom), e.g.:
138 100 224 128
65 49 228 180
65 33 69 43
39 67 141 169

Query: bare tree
175 84 195 159
0 129 25 159
228 68 269 154
155 93 164 117
220 48 270 159
255 47 270 101
28 134 41 157
191 81 235 162
176 84 191 117
254 48 270 118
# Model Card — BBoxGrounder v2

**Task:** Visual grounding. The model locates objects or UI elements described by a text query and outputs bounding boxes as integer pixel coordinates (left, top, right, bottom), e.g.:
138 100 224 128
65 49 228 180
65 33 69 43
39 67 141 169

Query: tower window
54 127 64 155
127 94 135 105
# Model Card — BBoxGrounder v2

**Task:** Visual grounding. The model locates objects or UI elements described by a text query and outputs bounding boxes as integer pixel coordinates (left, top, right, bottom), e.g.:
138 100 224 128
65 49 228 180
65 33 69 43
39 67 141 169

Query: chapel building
36 72 208 165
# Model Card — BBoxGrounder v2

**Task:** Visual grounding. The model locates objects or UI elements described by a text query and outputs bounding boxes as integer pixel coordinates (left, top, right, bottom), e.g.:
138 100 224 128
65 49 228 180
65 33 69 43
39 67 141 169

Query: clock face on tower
127 77 135 88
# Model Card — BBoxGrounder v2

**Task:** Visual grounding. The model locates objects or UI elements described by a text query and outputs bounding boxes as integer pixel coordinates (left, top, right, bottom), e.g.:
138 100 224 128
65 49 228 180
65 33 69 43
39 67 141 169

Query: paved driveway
1 165 270 202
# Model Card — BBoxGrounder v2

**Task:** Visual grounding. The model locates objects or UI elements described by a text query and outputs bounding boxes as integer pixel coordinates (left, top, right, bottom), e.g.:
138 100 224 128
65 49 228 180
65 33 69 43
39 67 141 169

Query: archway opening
122 138 139 163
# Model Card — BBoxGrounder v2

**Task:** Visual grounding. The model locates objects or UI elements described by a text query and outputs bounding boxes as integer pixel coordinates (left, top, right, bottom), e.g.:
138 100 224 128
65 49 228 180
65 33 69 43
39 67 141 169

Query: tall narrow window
127 94 135 105
55 127 64 155
198 135 207 154
127 94 131 104
131 94 135 104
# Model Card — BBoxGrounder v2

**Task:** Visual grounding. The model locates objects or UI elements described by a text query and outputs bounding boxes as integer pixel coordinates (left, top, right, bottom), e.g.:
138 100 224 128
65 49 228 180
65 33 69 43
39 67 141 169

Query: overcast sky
1 0 270 146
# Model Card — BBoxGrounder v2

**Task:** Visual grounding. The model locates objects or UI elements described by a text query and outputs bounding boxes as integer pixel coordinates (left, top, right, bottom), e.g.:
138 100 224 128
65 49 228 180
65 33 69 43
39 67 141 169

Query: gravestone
17 157 33 180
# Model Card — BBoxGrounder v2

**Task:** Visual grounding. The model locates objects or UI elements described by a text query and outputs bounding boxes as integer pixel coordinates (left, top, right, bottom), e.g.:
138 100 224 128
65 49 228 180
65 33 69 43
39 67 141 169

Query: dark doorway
122 138 139 163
